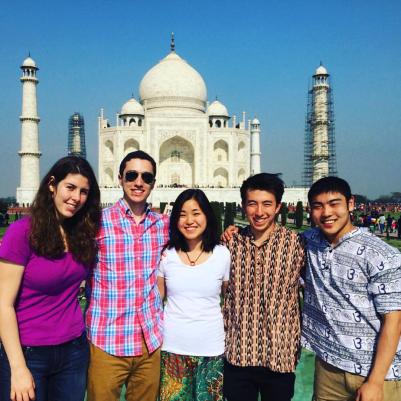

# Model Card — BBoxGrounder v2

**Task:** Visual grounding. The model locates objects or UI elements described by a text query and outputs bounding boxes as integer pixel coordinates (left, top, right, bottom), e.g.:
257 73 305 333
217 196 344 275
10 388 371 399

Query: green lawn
294 350 315 401
383 238 401 251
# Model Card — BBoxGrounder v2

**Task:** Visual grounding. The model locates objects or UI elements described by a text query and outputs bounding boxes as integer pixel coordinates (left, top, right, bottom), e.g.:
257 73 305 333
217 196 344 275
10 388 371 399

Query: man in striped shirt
86 151 169 401
223 173 305 401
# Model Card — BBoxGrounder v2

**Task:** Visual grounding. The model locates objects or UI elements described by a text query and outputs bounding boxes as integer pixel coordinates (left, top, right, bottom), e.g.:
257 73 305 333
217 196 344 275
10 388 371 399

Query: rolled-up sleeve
368 253 401 314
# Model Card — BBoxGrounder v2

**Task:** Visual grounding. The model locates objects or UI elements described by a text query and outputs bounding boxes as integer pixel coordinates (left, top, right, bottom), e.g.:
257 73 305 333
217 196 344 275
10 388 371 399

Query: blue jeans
0 333 89 401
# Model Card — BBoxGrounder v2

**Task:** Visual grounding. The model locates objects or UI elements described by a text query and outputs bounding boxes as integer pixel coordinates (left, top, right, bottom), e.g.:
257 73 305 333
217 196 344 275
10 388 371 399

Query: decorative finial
28 51 31 57
215 95 218 100
320 60 323 66
131 92 135 99
170 32 175 52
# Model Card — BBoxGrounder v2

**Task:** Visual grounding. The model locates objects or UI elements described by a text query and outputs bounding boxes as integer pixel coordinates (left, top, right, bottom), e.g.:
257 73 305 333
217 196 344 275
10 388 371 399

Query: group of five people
0 150 400 401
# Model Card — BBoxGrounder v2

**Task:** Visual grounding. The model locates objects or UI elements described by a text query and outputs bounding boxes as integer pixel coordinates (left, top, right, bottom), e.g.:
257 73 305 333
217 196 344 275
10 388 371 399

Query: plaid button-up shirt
86 198 169 356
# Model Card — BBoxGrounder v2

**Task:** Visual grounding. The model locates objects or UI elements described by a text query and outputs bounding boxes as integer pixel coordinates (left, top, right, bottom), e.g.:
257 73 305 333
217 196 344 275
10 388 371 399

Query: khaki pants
87 339 160 401
313 357 401 401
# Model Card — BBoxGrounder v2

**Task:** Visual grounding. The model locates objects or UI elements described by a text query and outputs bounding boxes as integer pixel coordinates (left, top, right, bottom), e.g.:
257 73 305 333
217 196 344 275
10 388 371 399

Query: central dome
139 52 207 113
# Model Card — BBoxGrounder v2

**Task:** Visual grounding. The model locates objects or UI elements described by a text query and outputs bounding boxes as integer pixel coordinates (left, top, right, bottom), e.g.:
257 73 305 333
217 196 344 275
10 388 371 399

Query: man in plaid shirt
86 151 169 401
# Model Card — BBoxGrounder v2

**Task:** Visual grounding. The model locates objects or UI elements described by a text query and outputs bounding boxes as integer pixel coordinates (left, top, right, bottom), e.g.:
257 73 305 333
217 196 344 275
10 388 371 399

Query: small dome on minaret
314 64 328 75
21 56 37 68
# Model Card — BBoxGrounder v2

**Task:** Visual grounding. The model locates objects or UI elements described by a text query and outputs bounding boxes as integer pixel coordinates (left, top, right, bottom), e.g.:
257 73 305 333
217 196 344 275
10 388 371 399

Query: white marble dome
208 100 229 117
315 65 328 75
139 52 207 112
120 97 144 115
252 117 260 125
22 56 37 68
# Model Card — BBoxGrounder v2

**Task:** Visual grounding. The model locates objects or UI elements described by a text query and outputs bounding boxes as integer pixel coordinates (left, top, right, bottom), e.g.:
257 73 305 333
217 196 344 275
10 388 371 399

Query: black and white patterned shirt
302 227 401 379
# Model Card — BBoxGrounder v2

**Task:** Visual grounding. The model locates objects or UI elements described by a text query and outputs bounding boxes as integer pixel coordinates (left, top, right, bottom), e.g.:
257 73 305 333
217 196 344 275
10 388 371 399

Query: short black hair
119 150 157 177
308 176 352 204
240 173 284 204
168 189 219 253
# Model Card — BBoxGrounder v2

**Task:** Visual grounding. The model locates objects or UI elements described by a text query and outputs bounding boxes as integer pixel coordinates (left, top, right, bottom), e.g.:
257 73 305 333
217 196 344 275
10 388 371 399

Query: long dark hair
29 156 101 266
167 189 219 253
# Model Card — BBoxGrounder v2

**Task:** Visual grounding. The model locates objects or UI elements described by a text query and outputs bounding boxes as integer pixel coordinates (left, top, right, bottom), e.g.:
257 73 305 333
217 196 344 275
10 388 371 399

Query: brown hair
29 156 101 266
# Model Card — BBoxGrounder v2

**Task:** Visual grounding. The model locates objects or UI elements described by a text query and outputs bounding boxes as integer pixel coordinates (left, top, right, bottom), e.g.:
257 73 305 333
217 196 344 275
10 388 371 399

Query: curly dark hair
29 156 101 266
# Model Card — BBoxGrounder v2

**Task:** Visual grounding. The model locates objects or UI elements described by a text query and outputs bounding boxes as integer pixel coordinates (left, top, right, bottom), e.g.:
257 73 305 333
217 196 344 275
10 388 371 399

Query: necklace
184 249 204 266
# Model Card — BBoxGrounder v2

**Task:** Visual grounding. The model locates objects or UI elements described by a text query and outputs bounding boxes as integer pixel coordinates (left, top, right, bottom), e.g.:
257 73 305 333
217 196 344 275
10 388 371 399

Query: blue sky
0 0 400 199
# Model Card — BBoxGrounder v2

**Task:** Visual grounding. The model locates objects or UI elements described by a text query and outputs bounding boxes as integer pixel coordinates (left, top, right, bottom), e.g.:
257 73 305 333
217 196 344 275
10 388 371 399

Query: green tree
375 192 401 203
295 201 304 229
159 202 167 214
0 197 15 214
353 194 368 204
224 202 236 229
210 202 223 238
280 202 288 226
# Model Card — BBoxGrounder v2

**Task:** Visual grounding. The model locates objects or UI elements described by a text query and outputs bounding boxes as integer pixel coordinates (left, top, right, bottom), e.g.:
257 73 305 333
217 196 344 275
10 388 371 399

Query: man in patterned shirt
223 173 305 401
86 151 169 401
302 176 401 401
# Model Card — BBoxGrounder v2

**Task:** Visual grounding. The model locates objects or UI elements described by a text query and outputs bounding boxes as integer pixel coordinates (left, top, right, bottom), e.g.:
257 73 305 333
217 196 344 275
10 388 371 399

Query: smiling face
310 191 355 244
177 198 207 246
119 158 155 209
243 189 281 241
49 173 90 221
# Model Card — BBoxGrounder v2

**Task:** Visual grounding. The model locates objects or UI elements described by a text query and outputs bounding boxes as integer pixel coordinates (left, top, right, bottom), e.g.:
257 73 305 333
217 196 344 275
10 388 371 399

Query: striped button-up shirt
223 225 305 372
86 199 169 356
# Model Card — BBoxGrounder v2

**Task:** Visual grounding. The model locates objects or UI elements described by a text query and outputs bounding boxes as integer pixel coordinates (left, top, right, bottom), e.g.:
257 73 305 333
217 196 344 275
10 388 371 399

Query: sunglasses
124 170 155 184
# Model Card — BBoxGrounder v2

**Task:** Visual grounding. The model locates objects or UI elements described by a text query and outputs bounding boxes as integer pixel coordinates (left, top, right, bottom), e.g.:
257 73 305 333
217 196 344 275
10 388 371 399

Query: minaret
68 112 86 158
250 118 261 175
311 64 330 182
17 56 41 206
303 63 337 186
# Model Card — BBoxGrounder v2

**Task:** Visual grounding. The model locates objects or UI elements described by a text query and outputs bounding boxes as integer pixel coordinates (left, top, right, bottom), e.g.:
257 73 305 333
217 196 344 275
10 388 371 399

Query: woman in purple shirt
0 156 101 401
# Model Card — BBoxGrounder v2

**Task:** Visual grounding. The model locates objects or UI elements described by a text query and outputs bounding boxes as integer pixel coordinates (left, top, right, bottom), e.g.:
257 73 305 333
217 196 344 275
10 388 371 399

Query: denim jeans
0 333 89 401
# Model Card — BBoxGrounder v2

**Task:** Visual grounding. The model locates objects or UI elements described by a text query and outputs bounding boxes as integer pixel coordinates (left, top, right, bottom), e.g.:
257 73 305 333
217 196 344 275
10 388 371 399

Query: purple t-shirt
0 217 88 346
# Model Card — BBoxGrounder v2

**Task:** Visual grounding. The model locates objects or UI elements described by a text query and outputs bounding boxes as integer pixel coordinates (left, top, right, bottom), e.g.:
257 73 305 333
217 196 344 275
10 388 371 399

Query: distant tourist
386 215 394 233
398 216 401 239
378 214 386 234
0 156 101 401
302 176 401 401
222 173 305 401
157 189 230 401
86 151 169 401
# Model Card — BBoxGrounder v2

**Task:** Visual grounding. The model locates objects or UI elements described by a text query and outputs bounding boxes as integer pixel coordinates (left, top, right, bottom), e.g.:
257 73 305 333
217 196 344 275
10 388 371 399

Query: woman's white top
158 245 230 356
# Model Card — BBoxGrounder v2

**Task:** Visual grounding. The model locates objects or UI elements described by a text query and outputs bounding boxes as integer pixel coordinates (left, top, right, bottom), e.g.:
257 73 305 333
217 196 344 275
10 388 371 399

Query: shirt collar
117 198 152 221
242 224 280 244
314 226 363 248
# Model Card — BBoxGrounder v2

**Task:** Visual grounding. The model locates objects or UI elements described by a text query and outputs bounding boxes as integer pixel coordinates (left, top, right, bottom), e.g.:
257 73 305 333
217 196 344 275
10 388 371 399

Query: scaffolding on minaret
303 68 337 187
68 112 86 159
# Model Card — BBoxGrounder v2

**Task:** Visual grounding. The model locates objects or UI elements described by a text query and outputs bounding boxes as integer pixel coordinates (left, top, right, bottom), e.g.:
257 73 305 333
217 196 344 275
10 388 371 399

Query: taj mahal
97 37 264 206
16 38 310 207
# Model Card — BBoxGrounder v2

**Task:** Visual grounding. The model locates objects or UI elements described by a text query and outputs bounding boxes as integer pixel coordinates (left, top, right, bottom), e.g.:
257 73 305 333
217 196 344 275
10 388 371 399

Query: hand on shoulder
221 225 239 242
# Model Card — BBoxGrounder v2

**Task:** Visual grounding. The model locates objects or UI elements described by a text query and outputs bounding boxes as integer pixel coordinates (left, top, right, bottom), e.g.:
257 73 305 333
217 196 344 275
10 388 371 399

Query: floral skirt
159 351 224 401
